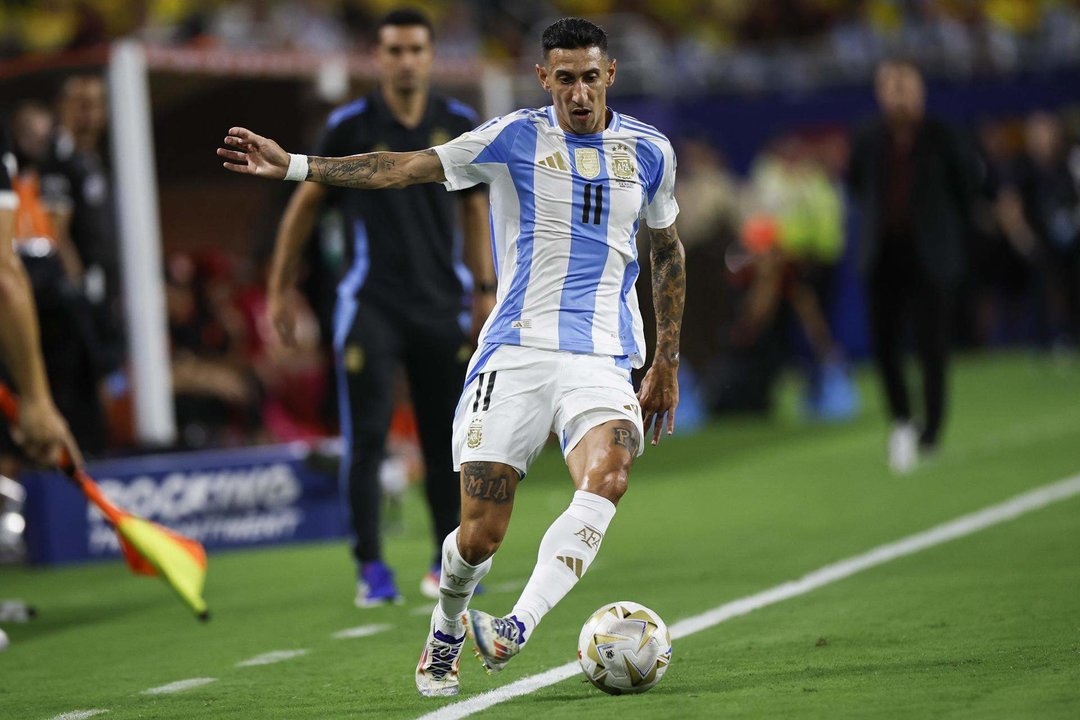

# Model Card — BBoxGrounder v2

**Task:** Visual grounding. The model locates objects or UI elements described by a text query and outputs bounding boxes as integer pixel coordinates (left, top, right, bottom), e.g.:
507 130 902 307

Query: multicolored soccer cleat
465 609 526 674
416 609 466 697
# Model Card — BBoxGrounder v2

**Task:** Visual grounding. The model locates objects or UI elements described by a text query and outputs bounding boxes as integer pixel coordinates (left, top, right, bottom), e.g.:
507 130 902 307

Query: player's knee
456 521 504 565
587 465 629 505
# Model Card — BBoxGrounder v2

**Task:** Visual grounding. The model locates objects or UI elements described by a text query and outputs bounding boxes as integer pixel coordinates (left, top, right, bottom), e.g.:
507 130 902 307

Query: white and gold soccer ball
577 601 672 695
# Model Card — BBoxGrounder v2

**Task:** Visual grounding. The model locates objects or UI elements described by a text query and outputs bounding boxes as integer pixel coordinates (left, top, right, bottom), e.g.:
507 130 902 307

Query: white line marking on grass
412 605 436 616
332 623 391 640
236 649 308 667
48 711 108 720
417 472 1080 720
141 678 217 695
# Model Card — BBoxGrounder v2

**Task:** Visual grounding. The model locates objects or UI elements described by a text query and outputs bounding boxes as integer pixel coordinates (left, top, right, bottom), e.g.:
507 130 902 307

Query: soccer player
0 145 84 651
266 9 496 605
218 17 684 697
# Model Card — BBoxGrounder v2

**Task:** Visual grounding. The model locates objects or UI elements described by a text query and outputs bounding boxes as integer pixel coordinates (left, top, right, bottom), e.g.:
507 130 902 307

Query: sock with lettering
435 527 491 637
510 490 617 640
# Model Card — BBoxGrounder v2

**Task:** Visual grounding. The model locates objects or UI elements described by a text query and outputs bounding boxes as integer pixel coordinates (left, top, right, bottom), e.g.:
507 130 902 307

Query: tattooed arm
217 126 446 189
636 222 686 446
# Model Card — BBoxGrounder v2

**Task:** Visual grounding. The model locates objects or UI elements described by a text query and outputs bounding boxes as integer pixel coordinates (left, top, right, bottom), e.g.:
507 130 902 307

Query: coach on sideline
264 8 495 606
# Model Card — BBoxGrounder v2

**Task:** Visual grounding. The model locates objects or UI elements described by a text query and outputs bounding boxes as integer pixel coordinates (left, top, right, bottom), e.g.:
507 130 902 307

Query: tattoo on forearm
650 224 686 363
612 427 640 455
309 153 388 187
307 149 437 188
462 462 516 504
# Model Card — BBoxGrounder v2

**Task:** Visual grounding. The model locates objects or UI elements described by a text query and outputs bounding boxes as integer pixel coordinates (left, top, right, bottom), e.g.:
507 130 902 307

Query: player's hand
469 292 496 345
13 396 83 470
267 287 299 347
218 127 291 179
637 355 679 446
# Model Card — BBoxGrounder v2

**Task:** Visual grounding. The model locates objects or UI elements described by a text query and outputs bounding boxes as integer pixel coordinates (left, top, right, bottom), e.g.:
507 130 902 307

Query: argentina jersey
433 106 678 368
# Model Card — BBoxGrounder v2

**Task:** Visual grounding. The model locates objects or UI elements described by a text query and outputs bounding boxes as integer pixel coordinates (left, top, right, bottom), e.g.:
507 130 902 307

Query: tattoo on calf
463 463 515 504
612 427 640 455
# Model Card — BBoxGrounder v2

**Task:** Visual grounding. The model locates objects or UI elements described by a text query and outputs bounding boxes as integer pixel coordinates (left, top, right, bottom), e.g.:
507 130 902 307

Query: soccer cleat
465 609 526 674
416 609 465 697
420 564 441 600
888 421 918 475
354 560 404 608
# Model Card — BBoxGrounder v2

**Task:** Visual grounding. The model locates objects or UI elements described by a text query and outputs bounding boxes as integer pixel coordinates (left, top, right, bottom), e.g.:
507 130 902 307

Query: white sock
436 528 491 636
510 490 617 640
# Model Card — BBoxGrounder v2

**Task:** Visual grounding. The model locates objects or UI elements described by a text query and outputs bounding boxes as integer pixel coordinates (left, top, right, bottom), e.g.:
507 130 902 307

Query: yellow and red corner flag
0 383 210 621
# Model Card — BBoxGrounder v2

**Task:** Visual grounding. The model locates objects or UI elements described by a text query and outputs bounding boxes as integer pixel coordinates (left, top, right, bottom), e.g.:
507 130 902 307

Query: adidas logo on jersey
538 152 569 171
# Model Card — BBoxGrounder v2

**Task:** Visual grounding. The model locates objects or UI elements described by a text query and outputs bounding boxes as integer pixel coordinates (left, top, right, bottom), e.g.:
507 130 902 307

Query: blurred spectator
166 251 261 448
8 102 81 283
1010 111 1080 350
3 1 1079 91
235 252 331 442
4 103 108 457
40 74 124 374
847 59 977 474
971 117 1036 345
734 133 855 420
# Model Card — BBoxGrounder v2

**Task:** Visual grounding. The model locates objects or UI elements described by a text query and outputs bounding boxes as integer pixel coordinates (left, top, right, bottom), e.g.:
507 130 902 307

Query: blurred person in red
0 142 84 651
235 247 330 443
265 8 495 606
166 250 260 448
848 59 977 474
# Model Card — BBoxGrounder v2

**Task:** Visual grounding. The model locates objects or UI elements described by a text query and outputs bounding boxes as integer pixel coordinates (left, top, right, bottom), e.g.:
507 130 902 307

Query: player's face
875 63 925 125
61 78 107 138
376 25 434 94
536 46 616 135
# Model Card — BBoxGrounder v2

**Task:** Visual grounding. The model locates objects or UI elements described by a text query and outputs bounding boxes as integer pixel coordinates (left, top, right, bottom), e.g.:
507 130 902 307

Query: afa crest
466 419 483 449
574 147 601 179
611 144 636 179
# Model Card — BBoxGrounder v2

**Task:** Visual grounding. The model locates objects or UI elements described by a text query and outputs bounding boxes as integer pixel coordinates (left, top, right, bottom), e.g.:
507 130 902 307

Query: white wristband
284 153 309 182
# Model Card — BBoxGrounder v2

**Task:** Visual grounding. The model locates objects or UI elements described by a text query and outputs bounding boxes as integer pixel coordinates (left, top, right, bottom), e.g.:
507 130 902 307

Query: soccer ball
577 601 671 695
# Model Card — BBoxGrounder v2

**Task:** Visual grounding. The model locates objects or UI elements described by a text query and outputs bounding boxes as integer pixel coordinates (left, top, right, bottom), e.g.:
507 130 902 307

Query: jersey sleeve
445 100 484 196
642 140 679 229
433 112 527 191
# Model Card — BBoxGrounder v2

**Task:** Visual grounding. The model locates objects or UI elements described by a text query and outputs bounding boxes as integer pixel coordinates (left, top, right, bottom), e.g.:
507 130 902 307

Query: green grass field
2 353 1079 719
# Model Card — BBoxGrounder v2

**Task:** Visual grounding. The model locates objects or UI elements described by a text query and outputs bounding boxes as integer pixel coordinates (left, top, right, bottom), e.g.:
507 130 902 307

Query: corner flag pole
0 383 209 621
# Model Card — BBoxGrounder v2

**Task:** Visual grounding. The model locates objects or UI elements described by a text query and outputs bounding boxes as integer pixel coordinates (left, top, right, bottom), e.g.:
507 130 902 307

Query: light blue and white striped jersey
433 106 678 368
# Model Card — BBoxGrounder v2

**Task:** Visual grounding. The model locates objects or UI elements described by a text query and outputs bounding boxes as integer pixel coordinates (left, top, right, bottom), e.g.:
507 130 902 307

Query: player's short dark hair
376 8 435 43
541 17 607 58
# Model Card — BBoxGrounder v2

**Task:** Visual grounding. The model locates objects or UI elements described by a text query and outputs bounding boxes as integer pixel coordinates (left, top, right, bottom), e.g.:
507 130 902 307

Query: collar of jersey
543 105 621 138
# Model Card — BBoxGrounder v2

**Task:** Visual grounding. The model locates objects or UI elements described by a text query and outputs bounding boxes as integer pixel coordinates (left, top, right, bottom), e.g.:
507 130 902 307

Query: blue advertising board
20 442 347 565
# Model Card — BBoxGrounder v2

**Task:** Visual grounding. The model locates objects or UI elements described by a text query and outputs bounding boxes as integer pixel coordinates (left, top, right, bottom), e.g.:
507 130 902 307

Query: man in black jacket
848 59 976 474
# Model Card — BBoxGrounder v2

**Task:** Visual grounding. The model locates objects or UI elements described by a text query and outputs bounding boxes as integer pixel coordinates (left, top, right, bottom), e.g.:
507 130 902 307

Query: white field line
47 711 108 720
140 678 217 696
332 624 392 640
236 649 308 667
416 472 1080 720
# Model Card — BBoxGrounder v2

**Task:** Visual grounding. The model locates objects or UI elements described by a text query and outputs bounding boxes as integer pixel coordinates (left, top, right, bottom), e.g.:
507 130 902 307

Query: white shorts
451 344 645 478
